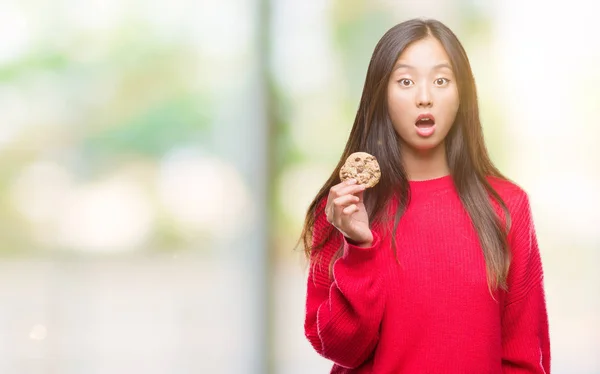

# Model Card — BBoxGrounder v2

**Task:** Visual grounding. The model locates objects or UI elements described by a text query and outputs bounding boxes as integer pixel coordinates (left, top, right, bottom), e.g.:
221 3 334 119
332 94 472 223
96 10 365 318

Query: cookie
339 152 381 188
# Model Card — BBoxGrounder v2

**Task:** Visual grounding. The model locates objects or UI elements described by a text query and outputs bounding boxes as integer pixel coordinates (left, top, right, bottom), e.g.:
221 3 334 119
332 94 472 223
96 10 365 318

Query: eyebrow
393 62 453 71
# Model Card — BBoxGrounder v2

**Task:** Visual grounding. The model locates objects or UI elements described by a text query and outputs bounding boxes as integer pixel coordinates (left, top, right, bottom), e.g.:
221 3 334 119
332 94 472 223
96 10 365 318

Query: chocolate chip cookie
339 152 381 188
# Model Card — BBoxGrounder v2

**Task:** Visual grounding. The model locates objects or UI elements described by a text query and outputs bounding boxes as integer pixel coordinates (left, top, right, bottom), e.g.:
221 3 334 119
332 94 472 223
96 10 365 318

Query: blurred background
0 0 598 373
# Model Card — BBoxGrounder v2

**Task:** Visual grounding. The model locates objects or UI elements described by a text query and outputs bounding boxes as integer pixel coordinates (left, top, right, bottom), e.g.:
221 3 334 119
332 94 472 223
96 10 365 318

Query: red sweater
304 175 550 373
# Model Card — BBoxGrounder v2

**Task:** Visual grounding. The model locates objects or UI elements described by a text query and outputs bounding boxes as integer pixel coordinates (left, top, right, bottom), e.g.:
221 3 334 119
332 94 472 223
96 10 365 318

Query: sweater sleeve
501 191 551 373
304 201 386 369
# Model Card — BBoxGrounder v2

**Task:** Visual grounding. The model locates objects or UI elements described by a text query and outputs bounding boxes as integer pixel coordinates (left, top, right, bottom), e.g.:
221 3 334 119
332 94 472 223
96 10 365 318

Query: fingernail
347 179 357 184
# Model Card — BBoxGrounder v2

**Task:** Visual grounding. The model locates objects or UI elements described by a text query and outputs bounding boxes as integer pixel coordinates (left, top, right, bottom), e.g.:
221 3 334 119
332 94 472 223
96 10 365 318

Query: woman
300 18 551 373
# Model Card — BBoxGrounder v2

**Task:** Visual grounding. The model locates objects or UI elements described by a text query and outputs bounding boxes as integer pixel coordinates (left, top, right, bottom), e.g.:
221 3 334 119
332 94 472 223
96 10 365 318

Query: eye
434 78 450 86
398 78 413 87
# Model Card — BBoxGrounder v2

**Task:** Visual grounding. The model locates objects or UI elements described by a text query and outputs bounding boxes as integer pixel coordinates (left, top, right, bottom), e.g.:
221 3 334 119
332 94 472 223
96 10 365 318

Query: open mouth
415 114 436 137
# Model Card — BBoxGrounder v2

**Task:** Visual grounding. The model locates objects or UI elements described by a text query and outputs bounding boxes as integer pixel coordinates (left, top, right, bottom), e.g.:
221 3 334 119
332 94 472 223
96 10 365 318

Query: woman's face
387 36 460 153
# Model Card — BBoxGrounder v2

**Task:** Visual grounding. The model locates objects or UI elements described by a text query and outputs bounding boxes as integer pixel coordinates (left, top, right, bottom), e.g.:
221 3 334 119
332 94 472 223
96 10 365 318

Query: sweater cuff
342 231 381 264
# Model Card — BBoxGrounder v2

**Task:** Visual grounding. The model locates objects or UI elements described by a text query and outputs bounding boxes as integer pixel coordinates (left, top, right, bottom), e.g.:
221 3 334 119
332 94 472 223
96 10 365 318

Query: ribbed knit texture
304 175 550 373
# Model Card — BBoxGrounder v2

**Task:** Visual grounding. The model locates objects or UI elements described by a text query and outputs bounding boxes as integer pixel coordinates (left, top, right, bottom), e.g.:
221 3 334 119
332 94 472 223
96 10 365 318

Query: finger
333 183 366 198
330 178 357 195
342 204 359 215
334 201 359 224
333 194 360 208
338 205 360 233
325 203 334 223
332 195 359 223
341 178 357 186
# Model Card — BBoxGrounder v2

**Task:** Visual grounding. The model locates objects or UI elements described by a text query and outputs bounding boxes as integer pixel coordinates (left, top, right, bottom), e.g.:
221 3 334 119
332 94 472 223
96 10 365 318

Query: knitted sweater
304 175 550 373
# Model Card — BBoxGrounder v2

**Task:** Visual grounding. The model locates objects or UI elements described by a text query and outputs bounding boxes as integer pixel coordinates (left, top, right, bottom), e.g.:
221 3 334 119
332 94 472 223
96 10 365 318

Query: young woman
300 18 551 373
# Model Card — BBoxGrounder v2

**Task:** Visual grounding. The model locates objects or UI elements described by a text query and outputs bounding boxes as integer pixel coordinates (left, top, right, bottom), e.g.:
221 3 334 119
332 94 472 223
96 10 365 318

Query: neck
401 142 450 181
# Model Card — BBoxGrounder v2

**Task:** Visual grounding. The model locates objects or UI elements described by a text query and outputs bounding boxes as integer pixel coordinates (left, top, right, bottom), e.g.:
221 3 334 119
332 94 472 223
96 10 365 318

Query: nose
416 85 432 108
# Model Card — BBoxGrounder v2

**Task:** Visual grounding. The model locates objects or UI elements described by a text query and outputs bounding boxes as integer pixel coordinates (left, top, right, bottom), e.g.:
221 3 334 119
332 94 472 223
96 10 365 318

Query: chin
405 137 445 153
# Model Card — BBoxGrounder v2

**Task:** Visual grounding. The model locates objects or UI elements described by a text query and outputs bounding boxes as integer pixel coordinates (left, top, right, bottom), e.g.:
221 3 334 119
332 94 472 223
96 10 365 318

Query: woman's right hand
325 179 373 247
